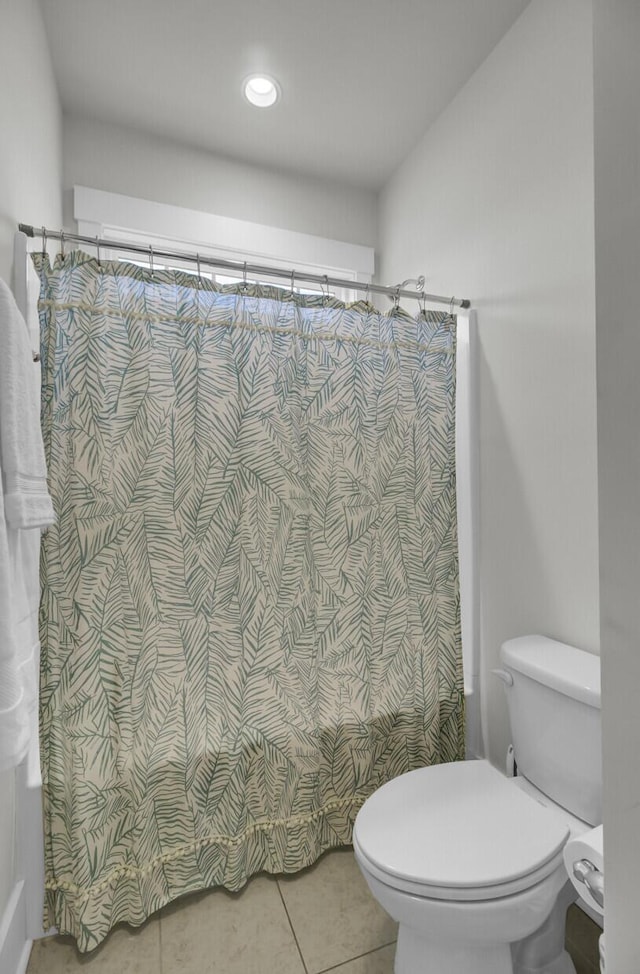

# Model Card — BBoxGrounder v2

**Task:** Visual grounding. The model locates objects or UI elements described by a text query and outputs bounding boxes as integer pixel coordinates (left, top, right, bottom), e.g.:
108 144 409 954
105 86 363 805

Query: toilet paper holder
572 857 604 909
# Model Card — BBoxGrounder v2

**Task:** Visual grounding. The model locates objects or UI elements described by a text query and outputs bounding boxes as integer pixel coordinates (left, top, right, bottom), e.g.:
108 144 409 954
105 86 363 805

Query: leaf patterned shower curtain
34 250 464 951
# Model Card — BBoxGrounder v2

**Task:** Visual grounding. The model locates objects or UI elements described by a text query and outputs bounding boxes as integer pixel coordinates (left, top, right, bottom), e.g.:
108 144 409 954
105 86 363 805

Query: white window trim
73 186 374 301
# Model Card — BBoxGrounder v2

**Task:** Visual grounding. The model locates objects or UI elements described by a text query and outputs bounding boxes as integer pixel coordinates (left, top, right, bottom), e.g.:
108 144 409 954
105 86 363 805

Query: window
73 186 374 305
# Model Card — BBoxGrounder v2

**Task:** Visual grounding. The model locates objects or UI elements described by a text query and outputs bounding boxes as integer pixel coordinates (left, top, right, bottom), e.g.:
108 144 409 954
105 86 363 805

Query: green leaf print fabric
33 250 464 951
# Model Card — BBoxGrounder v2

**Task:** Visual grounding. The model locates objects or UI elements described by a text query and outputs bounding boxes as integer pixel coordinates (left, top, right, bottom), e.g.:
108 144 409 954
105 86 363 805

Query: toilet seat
353 760 570 902
353 832 567 900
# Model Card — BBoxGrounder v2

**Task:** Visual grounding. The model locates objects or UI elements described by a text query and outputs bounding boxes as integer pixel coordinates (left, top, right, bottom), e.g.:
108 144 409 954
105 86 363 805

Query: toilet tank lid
500 635 600 709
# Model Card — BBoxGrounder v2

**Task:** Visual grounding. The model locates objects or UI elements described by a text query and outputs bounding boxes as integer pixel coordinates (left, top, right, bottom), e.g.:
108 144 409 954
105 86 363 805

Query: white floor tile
278 848 397 974
26 917 161 973
320 943 396 974
160 874 305 974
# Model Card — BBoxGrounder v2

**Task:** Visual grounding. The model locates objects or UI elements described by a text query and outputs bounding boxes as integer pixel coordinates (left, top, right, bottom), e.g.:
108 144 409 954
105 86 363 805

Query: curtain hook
242 260 248 291
196 253 202 283
420 291 427 315
449 296 456 316
95 235 101 268
149 244 154 279
290 269 295 296
364 281 370 306
41 226 47 257
59 230 65 262
393 285 400 311
323 274 329 306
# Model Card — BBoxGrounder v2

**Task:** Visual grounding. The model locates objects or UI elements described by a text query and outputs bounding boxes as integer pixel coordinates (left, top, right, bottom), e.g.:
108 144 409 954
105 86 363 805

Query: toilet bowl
353 760 584 974
353 636 601 974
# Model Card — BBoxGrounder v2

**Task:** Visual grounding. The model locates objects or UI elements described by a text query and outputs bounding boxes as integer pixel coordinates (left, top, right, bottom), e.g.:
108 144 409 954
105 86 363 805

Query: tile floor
27 847 602 974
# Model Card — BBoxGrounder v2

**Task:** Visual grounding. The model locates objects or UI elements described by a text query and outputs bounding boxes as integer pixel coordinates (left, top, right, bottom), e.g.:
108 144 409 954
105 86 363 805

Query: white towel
26 257 42 357
0 473 30 770
0 274 54 770
0 277 55 528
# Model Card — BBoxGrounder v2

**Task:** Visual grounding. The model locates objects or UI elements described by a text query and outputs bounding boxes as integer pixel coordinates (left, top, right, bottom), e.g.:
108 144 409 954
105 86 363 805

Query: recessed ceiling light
243 75 280 108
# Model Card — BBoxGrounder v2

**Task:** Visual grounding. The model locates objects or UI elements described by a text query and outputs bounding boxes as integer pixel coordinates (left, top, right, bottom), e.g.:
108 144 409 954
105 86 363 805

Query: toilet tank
499 635 601 826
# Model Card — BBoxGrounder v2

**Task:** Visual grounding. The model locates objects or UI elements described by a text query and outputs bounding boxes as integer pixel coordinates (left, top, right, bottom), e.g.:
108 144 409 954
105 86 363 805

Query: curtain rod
17 224 471 310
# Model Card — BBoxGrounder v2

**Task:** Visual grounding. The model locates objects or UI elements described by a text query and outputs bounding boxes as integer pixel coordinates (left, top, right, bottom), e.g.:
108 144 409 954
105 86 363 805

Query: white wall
63 115 377 247
0 0 62 282
0 0 62 927
594 2 640 969
376 0 599 768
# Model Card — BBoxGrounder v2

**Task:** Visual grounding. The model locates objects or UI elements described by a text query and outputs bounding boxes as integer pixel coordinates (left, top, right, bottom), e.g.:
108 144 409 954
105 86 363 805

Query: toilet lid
353 760 569 897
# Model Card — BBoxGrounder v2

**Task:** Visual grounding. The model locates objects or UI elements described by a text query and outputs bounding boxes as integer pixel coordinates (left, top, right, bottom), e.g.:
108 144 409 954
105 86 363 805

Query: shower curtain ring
291 269 296 295
393 285 400 311
41 226 47 257
149 244 154 279
420 292 427 315
242 261 248 291
60 230 65 262
449 296 455 316
95 235 101 267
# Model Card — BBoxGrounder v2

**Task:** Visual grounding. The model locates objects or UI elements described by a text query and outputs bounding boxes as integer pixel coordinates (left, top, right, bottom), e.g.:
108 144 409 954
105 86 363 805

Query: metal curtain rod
18 224 471 310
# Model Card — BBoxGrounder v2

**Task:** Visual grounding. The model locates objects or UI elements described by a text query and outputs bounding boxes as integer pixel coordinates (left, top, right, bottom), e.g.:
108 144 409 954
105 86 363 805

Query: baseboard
0 880 32 974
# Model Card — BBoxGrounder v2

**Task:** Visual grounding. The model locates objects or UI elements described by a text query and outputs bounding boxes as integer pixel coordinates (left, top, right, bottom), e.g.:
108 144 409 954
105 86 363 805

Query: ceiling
40 0 530 190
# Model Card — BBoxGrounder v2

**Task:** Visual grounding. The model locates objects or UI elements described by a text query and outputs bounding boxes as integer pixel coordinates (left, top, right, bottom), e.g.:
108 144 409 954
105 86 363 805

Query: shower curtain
34 250 464 950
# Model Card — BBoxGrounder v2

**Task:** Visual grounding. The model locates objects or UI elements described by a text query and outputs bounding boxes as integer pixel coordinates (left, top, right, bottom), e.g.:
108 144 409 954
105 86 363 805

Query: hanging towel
26 254 43 359
0 275 54 771
0 277 54 528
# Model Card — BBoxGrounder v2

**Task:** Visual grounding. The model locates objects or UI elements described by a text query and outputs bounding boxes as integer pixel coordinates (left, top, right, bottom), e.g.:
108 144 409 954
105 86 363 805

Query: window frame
73 186 375 304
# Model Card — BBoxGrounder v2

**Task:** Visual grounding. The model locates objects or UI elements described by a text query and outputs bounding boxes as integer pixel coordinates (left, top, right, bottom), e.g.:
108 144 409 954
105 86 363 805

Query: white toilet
353 635 601 974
